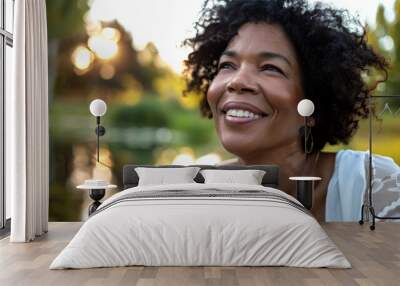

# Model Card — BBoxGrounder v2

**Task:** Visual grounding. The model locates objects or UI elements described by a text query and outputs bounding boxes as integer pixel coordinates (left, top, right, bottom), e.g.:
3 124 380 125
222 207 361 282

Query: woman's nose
226 66 258 94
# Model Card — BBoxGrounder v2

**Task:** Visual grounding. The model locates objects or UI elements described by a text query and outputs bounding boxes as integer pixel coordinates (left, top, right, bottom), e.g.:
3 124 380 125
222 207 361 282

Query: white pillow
135 167 201 186
200 169 266 185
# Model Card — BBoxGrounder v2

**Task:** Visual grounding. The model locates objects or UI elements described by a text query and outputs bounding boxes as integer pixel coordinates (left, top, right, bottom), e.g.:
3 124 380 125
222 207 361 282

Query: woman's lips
221 101 268 116
219 101 270 126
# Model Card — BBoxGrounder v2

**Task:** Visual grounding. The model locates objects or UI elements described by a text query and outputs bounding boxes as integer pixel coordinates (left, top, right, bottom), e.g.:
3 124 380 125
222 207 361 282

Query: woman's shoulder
328 149 400 184
334 149 366 160
333 149 399 171
326 149 400 221
325 150 369 221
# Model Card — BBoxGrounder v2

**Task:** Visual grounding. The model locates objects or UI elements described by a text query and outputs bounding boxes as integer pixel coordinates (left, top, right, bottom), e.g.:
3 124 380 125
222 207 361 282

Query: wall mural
46 0 400 222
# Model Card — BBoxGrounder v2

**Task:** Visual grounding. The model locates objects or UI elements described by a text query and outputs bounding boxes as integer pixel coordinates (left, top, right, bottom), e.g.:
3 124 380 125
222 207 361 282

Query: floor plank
0 222 399 286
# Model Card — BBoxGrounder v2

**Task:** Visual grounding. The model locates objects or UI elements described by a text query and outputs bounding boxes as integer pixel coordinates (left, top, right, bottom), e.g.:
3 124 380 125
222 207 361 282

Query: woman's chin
219 134 260 157
216 114 270 156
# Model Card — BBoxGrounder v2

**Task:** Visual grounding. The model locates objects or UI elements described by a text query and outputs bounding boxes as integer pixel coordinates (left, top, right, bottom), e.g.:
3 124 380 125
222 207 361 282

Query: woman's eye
218 62 235 70
261 64 285 75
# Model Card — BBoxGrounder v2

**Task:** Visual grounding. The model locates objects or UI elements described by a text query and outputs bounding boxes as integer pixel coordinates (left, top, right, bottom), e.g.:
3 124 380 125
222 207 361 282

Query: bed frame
122 164 279 189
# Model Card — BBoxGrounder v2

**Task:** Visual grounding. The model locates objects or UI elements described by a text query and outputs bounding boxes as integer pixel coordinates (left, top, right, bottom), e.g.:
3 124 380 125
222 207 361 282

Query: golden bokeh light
172 147 196 165
99 64 116 80
155 147 221 165
172 153 195 165
88 33 119 60
85 20 102 37
71 46 94 71
195 153 222 165
154 148 178 165
102 27 121 42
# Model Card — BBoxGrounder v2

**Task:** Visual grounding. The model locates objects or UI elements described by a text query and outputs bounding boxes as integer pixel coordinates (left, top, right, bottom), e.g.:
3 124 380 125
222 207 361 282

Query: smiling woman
183 0 400 222
207 23 304 163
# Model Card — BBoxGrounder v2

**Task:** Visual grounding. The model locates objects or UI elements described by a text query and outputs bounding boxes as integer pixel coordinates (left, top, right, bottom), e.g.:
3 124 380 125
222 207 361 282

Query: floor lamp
77 99 116 216
289 99 321 210
359 95 400 230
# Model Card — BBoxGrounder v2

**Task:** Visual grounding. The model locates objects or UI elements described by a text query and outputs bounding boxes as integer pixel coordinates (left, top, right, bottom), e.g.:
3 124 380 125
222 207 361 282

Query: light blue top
326 149 400 221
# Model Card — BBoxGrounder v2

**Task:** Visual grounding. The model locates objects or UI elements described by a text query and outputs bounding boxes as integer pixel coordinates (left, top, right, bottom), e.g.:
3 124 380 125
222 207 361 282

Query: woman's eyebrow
258 51 292 66
221 50 292 66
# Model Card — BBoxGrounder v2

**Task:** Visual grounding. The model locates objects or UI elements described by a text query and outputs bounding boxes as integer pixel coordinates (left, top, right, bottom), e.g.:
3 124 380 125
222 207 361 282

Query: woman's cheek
206 81 222 114
266 84 302 112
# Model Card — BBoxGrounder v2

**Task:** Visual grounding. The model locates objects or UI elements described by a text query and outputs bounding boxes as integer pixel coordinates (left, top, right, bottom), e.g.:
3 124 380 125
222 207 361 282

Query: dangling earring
304 122 314 154
297 99 315 155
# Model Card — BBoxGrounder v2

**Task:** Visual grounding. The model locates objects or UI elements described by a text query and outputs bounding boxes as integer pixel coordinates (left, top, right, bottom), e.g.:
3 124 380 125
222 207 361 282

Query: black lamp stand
358 95 400 230
95 116 106 162
296 180 314 210
88 116 107 216
292 114 319 210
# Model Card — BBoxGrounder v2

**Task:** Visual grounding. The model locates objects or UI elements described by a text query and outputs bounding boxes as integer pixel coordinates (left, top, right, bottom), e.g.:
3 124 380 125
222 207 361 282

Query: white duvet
50 183 351 269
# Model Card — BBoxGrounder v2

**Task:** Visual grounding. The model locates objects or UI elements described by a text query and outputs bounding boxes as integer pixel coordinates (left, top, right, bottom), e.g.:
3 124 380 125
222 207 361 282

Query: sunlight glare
88 33 119 60
71 46 94 70
102 27 121 42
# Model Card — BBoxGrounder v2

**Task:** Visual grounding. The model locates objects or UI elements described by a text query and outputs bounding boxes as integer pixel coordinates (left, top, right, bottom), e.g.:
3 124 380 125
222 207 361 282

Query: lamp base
289 176 321 210
88 189 105 216
296 180 314 210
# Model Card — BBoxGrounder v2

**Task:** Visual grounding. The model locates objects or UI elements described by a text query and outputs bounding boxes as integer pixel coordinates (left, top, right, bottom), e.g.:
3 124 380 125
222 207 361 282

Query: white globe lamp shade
90 99 107 117
297 99 314 117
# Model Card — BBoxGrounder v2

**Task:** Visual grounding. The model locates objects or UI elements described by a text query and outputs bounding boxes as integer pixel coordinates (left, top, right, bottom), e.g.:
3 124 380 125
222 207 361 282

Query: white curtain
6 0 49 242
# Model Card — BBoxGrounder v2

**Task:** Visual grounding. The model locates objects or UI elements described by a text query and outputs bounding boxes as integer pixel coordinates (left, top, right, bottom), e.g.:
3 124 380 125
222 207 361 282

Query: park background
47 0 400 221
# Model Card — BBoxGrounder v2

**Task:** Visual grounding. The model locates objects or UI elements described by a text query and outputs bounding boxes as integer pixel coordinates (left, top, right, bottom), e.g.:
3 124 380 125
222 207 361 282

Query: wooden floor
0 222 399 286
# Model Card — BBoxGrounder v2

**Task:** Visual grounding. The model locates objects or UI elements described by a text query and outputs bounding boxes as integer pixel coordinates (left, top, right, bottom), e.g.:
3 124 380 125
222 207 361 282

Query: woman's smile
220 100 269 125
223 110 267 124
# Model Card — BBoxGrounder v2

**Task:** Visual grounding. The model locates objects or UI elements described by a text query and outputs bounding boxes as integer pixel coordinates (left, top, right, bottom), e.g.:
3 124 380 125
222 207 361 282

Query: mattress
50 183 351 269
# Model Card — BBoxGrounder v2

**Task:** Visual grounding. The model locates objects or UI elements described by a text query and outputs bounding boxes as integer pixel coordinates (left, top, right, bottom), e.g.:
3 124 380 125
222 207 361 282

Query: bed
50 164 350 269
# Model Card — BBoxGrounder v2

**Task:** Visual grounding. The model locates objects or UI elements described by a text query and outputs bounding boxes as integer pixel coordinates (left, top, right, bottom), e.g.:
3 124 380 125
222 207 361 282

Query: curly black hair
183 0 389 152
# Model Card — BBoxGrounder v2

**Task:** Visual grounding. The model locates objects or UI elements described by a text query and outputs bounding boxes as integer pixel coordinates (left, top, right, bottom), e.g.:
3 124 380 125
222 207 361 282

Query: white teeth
226 109 262 119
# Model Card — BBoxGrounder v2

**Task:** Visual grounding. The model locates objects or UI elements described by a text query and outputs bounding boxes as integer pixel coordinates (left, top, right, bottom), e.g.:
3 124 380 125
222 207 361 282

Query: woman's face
207 22 305 159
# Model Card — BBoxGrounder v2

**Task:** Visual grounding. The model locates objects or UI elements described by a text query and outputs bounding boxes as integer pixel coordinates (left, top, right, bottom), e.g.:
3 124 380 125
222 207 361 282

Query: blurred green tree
47 0 90 221
46 1 218 221
46 0 90 101
54 20 170 101
367 0 400 96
